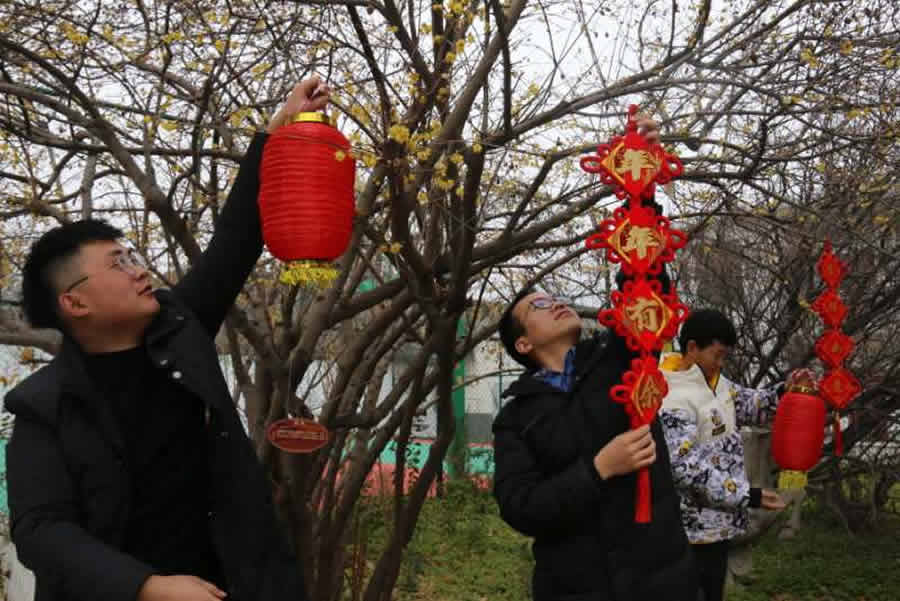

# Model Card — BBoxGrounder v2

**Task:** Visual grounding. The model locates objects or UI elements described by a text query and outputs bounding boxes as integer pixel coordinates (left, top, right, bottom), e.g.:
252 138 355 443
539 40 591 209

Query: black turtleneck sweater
84 346 224 587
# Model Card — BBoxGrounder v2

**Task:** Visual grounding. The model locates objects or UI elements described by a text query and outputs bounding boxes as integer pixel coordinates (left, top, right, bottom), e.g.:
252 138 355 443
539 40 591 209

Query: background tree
1 0 898 598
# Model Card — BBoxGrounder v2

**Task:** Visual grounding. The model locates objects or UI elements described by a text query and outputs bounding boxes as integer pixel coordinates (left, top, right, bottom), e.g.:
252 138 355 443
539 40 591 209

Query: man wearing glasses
5 78 328 601
492 117 697 601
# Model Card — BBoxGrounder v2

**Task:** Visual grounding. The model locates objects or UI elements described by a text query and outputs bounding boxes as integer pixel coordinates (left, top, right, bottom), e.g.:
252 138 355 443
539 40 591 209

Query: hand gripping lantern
258 112 356 286
581 105 688 523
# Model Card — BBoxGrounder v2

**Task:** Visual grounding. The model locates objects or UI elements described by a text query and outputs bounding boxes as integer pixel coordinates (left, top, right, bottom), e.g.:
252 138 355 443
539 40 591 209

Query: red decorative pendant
812 290 848 329
582 105 688 522
586 204 688 277
808 241 860 457
819 367 861 410
817 240 847 289
266 418 331 453
610 356 669 425
599 279 687 354
580 106 683 201
814 330 855 368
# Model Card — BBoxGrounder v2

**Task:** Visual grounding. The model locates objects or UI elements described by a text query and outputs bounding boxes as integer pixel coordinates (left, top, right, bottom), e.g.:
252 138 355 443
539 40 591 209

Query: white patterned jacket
658 354 780 545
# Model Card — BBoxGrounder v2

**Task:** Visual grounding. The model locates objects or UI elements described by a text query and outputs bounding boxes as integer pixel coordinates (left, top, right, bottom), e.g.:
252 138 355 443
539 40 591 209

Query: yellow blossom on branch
378 242 404 253
799 47 820 68
388 124 411 143
61 23 89 45
361 152 377 168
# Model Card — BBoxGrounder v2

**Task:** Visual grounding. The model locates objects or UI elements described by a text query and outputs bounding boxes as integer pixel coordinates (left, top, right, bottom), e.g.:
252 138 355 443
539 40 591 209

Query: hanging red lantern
771 376 826 489
259 112 356 285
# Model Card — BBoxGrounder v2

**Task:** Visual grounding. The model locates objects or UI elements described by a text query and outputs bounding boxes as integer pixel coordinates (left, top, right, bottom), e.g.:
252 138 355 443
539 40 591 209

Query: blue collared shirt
533 347 577 393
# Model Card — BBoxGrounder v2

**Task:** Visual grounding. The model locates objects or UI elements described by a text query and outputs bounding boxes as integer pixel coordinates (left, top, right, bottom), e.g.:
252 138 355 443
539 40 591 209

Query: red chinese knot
581 105 688 523
811 241 860 456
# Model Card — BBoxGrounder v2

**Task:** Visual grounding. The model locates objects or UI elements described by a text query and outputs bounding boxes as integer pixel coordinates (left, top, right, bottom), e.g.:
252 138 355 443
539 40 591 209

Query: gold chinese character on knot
617 149 658 182
622 225 663 260
624 297 664 333
633 373 664 412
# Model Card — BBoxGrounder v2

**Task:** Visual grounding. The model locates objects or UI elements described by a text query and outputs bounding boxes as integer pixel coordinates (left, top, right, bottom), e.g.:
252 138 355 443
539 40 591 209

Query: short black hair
678 308 737 352
22 219 123 330
499 286 539 370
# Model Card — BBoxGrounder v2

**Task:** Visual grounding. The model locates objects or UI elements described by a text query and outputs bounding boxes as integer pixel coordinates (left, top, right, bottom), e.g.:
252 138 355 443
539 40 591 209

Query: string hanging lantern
258 112 356 286
581 105 688 523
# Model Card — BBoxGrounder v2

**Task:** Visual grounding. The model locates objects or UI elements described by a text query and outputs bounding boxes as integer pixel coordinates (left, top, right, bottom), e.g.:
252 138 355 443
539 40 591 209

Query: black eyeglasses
63 249 149 293
528 296 572 310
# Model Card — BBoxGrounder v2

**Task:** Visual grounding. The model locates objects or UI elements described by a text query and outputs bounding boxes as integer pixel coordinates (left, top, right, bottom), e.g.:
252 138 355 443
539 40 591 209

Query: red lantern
258 112 355 284
772 384 826 489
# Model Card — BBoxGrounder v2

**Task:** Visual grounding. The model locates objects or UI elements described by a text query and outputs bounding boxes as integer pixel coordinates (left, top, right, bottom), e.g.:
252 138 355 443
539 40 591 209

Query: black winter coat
492 331 697 601
5 133 307 601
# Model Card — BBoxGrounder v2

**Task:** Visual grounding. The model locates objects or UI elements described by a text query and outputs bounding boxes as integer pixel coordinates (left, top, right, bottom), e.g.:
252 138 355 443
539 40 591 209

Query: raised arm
731 381 781 429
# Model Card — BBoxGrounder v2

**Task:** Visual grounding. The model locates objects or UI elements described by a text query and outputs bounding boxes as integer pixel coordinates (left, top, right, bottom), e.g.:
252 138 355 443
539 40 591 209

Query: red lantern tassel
634 467 651 523
833 413 843 456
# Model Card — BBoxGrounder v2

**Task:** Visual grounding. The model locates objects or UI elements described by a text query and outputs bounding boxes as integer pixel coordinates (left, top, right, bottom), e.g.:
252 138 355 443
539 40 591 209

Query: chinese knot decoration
581 105 689 523
812 241 861 456
259 112 356 287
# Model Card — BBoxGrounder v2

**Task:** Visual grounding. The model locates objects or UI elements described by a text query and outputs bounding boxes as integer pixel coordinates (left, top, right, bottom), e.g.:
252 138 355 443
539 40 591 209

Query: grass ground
359 481 900 601
728 501 900 601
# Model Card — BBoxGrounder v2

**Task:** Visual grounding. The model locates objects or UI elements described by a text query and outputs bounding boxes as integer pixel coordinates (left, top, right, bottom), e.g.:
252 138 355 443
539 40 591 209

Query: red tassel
834 413 843 456
634 467 651 523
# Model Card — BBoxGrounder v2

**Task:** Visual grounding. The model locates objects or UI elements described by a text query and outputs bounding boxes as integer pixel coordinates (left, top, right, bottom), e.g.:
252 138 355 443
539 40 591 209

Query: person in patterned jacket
658 309 790 601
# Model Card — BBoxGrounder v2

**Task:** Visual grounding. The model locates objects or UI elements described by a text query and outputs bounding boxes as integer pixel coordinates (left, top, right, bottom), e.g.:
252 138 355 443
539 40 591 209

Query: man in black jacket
492 118 697 601
5 78 328 601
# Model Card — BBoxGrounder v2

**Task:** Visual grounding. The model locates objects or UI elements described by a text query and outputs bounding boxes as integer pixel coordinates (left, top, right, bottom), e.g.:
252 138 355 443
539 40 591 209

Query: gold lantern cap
292 112 333 125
